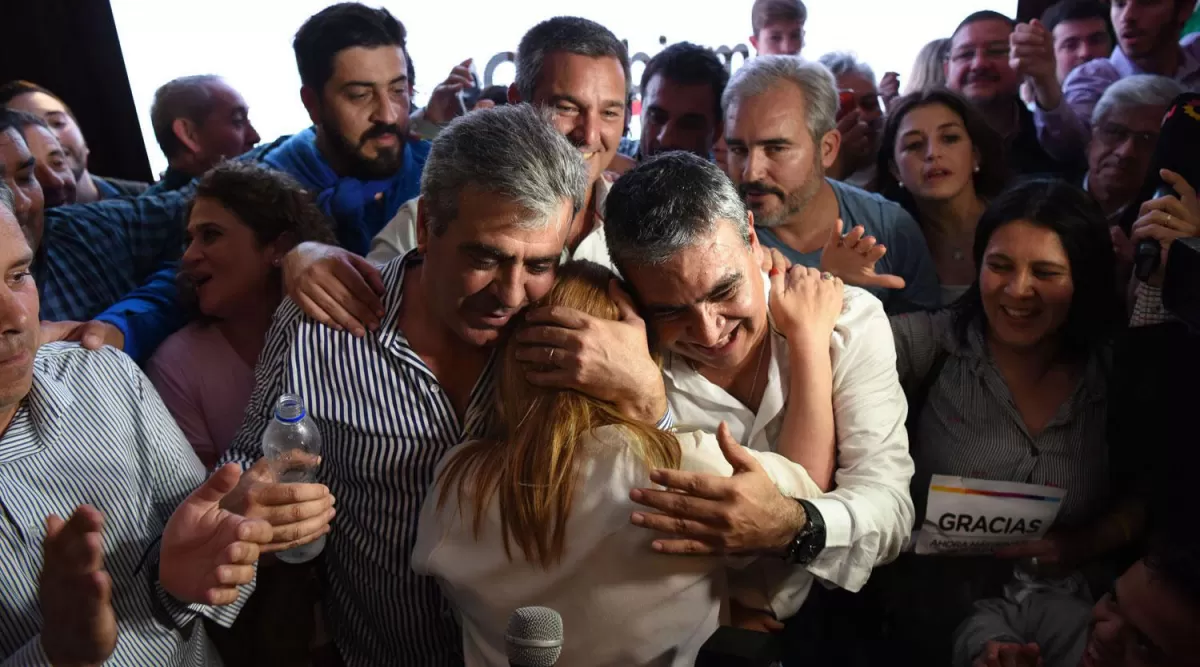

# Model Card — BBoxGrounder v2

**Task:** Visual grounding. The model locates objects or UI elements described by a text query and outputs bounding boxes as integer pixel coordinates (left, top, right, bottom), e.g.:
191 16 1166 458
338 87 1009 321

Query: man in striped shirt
221 104 672 666
0 184 278 665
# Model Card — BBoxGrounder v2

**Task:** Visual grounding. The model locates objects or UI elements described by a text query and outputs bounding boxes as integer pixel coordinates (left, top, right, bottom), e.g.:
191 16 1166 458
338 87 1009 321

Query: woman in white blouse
412 260 841 667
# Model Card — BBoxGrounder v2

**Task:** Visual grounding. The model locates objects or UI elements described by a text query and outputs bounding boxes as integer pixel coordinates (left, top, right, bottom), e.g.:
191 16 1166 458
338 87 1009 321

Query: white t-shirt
412 424 820 667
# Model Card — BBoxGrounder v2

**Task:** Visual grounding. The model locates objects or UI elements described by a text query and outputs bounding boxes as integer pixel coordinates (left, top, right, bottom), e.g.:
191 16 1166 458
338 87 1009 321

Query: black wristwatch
782 499 826 565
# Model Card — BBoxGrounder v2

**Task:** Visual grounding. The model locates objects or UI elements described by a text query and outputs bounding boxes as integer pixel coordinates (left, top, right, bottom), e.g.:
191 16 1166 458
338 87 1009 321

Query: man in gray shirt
722 55 942 314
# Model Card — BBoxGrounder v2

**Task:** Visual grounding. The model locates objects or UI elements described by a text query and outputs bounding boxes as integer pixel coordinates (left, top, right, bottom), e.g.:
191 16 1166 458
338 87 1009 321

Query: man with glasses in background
947 11 1083 177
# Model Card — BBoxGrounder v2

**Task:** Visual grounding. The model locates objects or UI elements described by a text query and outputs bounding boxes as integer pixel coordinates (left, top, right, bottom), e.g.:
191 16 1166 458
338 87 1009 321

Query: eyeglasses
1094 122 1158 148
949 42 1011 64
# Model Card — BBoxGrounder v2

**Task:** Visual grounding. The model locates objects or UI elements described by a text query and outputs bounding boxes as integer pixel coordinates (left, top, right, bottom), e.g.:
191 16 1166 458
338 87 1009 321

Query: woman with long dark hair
874 89 1009 304
875 179 1129 663
147 161 334 466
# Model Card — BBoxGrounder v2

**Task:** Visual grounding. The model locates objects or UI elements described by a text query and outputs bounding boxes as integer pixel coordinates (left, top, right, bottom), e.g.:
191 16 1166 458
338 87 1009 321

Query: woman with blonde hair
413 260 840 667
904 37 951 95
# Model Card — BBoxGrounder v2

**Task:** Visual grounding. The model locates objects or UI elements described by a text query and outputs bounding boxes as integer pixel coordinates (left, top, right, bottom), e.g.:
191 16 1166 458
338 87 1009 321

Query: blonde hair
904 37 951 95
437 261 681 568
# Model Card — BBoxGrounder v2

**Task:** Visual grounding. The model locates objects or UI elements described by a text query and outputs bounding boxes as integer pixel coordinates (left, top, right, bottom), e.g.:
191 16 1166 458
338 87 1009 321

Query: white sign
916 475 1066 556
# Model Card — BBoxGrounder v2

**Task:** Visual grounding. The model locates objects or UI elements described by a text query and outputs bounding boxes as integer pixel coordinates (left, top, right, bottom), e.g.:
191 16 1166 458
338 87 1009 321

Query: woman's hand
819 219 906 290
768 265 844 349
1131 169 1200 286
994 531 1087 576
728 601 785 634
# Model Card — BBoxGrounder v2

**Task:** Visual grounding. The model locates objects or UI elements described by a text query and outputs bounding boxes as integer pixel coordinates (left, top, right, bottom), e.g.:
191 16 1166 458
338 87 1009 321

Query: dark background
0 0 1052 186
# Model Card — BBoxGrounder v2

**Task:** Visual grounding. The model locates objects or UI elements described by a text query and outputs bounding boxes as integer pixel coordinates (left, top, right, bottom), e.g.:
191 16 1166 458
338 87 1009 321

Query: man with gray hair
1084 74 1184 224
219 103 671 666
146 75 260 194
605 151 913 659
725 55 941 313
819 51 887 190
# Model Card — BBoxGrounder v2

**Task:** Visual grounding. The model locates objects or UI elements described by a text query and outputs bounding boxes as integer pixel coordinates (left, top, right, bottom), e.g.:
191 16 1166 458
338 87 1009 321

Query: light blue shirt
756 179 942 314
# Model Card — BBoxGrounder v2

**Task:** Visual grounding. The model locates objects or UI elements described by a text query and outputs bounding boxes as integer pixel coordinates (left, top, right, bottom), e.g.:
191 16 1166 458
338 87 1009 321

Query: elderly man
0 179 294 664
220 104 670 667
1084 74 1184 223
724 55 941 313
146 75 261 194
600 151 914 660
819 51 887 190
279 15 633 334
1024 0 1198 161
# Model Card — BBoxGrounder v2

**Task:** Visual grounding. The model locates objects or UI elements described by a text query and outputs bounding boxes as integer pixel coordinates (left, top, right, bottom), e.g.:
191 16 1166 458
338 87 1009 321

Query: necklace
746 333 769 406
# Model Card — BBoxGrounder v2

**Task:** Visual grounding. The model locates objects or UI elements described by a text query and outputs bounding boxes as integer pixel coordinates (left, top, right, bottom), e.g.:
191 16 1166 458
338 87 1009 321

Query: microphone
505 606 563 667
1124 93 1200 281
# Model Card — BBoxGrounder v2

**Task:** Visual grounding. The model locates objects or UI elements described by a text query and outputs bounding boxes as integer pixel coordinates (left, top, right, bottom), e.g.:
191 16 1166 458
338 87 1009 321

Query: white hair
817 51 876 85
722 55 838 142
1092 74 1184 126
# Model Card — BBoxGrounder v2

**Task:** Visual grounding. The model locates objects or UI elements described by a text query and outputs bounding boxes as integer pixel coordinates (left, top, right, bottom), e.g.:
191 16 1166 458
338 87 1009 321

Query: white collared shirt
365 180 615 270
662 281 915 616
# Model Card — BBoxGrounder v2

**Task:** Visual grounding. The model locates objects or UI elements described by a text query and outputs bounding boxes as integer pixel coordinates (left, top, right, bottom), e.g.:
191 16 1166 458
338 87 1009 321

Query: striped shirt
890 310 1111 531
221 251 493 666
221 250 672 666
0 343 245 666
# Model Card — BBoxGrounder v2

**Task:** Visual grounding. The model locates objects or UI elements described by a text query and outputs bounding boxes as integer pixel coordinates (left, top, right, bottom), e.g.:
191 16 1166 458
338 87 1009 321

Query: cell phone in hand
837 90 858 121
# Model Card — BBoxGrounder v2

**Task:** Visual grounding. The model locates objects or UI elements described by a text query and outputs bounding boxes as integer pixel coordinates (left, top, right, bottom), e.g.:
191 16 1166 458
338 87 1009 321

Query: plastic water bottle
261 393 325 564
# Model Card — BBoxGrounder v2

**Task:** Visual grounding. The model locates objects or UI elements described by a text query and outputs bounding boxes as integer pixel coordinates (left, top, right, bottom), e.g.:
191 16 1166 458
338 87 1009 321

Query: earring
973 164 981 173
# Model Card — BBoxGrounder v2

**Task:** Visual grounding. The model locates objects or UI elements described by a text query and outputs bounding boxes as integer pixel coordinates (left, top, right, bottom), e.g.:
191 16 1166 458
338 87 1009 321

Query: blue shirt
755 179 942 314
35 194 187 326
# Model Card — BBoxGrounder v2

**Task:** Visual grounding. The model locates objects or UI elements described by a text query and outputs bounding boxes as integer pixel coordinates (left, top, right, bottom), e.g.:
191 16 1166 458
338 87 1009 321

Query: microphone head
505 606 563 667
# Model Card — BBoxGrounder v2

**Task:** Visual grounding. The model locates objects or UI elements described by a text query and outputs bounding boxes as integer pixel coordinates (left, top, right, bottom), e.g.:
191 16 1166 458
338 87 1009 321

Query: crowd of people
2 0 1199 665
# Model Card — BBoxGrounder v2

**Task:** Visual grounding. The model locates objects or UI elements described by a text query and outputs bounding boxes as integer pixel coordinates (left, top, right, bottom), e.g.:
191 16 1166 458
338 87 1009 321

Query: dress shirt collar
0 349 75 463
1109 35 1200 81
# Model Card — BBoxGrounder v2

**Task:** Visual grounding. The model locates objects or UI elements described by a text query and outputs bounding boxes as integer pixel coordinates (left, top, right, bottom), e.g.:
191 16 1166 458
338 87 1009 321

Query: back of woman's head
189 161 335 247
440 261 680 568
953 179 1122 357
904 38 951 95
875 88 1009 212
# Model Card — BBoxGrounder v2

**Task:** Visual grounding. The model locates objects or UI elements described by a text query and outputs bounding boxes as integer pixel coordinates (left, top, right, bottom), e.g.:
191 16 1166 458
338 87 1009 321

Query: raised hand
820 219 906 289
422 59 477 124
161 464 275 606
40 505 117 667
219 457 336 554
629 423 804 556
516 279 667 423
282 241 386 336
879 72 901 110
1010 20 1061 109
768 265 843 347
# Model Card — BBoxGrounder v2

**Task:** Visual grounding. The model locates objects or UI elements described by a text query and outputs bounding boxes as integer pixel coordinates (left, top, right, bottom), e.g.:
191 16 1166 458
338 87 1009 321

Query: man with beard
819 51 886 191
1027 0 1198 162
0 80 149 203
725 56 941 314
276 16 634 334
259 2 428 255
220 104 671 666
952 530 1200 667
946 11 1082 177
